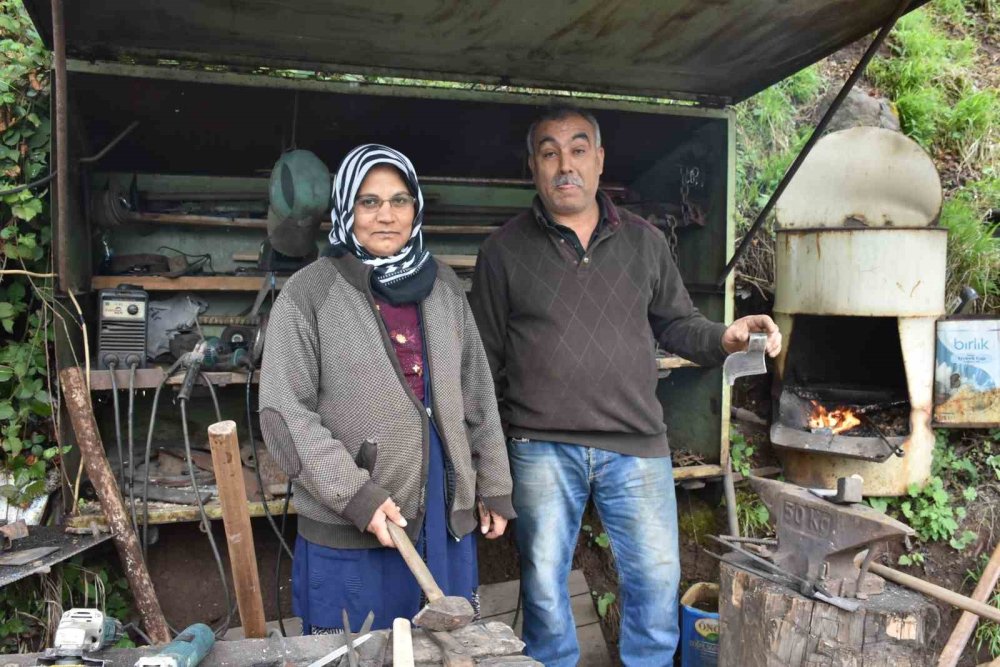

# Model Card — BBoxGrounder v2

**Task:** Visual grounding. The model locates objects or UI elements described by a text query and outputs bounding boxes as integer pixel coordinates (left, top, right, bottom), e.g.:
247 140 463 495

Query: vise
750 476 914 598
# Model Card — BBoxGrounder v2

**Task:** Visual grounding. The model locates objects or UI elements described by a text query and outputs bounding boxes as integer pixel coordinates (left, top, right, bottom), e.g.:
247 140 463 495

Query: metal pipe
51 0 70 294
79 121 140 164
716 0 915 287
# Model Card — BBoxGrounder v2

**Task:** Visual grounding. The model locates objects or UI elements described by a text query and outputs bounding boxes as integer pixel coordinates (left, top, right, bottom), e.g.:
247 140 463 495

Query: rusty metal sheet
23 0 925 103
0 526 111 588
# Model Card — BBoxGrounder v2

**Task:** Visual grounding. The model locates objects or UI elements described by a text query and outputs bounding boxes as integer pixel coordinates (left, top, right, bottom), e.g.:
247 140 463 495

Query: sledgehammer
386 522 475 631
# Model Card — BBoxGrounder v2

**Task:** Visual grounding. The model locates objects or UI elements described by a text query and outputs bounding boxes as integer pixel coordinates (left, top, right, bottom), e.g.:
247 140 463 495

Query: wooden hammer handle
387 521 444 603
869 561 1000 624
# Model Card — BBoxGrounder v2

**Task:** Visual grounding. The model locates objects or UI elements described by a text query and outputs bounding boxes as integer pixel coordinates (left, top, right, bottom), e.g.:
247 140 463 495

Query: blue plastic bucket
680 582 720 667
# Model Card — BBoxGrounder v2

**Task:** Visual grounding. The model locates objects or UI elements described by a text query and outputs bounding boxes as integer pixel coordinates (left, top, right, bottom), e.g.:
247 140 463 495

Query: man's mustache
552 174 584 188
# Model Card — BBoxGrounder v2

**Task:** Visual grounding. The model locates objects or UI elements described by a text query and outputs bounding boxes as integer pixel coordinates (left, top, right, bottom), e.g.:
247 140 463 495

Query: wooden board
90 256 478 290
63 498 294 532
478 570 613 667
3 621 533 666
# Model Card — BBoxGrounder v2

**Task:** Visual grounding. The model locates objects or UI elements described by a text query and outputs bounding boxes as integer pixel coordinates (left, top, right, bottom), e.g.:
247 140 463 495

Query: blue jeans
508 439 680 667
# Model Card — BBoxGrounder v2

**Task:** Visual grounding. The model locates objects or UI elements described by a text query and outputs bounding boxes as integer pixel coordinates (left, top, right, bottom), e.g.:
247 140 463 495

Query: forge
770 128 946 496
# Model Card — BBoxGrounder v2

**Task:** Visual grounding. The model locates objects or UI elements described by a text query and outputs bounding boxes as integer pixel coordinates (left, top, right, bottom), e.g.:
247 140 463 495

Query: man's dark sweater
470 191 728 457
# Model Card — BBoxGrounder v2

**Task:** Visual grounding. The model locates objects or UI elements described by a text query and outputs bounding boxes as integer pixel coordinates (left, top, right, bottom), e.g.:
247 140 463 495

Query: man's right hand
366 497 408 548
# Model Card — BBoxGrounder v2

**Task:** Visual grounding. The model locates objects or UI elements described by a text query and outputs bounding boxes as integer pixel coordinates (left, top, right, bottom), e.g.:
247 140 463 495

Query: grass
939 174 1000 311
967 552 1000 657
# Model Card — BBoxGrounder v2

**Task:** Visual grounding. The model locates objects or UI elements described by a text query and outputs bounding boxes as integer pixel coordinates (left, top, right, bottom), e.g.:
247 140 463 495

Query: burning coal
808 400 861 434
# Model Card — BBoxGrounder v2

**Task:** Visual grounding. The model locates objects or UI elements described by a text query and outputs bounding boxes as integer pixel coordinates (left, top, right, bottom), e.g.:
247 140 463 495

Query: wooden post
59 366 172 644
207 420 267 639
938 538 1000 667
719 555 936 666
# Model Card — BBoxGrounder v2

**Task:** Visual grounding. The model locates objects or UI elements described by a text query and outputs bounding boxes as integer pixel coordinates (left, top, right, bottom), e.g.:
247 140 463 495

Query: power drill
134 623 214 667
37 609 122 667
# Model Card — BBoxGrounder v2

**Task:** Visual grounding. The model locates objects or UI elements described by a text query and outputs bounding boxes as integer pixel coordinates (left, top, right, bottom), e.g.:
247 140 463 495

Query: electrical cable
180 397 234 638
107 360 126 493
141 359 183 558
127 362 139 536
275 480 293 638
0 170 57 197
246 370 294 560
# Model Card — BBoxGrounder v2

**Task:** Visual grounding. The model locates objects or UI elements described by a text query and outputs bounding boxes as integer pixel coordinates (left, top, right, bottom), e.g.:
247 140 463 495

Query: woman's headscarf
328 144 436 305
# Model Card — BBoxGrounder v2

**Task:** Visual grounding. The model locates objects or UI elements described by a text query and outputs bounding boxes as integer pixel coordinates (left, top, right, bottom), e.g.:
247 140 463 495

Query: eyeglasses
354 194 416 212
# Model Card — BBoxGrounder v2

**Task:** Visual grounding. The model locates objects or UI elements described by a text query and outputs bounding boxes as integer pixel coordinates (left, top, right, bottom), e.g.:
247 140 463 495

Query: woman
259 144 514 634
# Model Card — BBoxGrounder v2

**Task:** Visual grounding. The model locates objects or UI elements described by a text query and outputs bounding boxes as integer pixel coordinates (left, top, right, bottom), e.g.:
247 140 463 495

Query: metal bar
79 121 140 164
51 0 70 293
716 0 915 287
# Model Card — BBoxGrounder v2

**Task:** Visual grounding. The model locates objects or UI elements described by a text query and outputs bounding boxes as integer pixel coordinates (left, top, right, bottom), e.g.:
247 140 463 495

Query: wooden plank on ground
479 569 589 618
478 569 612 667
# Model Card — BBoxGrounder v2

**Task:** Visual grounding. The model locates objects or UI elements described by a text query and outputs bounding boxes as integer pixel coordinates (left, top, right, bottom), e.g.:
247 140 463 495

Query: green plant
0 556 136 653
898 551 925 567
1 0 59 505
594 591 616 619
581 524 611 550
870 430 981 549
735 489 771 538
967 553 1000 657
729 428 754 478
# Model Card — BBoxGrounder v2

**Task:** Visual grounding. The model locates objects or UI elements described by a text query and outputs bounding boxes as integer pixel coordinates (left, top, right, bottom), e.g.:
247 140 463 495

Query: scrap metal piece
809 476 864 504
304 633 372 667
0 545 60 566
750 476 914 597
0 519 29 550
341 609 359 667
723 333 768 386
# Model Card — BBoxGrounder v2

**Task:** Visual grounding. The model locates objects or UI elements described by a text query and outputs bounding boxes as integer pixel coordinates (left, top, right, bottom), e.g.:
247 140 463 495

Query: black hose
127 363 139 536
246 371 294 560
108 361 125 493
141 358 182 558
180 397 233 638
275 480 293 638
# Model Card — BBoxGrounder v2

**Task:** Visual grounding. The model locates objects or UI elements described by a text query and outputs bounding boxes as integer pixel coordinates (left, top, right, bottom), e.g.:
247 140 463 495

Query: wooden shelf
91 255 478 291
91 275 283 291
63 498 295 532
64 461 725 531
89 367 257 390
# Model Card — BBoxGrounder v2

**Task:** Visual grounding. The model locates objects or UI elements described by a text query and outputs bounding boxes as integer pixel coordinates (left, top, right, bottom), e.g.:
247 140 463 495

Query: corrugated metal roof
24 0 921 104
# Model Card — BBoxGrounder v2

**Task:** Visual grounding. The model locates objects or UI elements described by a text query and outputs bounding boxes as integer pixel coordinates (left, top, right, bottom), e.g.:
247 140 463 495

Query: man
470 105 781 666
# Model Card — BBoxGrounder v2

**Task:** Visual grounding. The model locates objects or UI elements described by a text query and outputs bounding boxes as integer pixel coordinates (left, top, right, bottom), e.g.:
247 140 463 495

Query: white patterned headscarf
328 144 432 297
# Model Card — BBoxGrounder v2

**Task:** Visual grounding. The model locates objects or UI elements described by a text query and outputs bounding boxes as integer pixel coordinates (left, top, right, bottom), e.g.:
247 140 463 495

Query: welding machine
97 286 148 369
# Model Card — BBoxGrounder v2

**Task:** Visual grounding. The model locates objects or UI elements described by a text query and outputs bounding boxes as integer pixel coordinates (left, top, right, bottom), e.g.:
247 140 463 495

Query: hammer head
412 596 475 632
722 333 768 386
750 476 914 597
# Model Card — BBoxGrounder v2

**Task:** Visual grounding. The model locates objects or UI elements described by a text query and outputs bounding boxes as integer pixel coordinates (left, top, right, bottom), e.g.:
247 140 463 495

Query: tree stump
719 555 938 666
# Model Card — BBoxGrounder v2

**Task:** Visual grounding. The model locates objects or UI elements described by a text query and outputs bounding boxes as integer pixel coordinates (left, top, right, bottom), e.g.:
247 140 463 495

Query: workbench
0 621 540 666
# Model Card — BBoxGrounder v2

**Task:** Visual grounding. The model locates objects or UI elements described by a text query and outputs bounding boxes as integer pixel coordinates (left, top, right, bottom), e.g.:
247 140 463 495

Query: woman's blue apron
291 349 479 633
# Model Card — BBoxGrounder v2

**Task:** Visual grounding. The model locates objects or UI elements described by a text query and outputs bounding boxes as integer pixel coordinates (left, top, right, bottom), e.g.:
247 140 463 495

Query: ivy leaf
11 197 42 221
6 435 22 456
0 365 13 382
0 401 14 420
0 302 13 319
6 281 25 302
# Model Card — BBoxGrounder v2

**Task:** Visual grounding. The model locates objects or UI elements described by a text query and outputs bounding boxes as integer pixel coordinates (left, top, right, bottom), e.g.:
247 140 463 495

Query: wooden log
59 366 172 644
207 420 267 639
719 554 936 666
